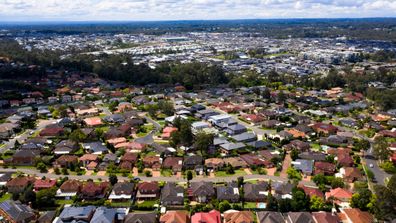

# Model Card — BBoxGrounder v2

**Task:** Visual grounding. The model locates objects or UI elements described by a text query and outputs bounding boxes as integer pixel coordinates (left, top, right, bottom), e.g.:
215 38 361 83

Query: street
0 167 316 186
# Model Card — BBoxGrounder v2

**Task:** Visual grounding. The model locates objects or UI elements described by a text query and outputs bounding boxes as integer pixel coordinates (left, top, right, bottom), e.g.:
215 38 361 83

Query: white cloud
0 0 394 21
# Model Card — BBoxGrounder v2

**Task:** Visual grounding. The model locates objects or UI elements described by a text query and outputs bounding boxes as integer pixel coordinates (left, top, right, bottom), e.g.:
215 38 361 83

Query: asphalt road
363 146 391 185
0 167 316 187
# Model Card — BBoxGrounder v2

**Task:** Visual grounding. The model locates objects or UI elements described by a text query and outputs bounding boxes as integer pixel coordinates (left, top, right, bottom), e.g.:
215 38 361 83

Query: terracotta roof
83 117 103 126
79 154 98 162
342 208 374 223
160 211 190 223
325 188 352 200
224 211 253 223
312 212 341 223
191 210 221 223
34 179 56 189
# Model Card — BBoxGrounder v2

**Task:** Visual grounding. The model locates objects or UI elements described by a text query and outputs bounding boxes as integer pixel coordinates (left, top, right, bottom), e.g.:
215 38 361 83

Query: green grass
161 169 173 177
244 202 258 209
215 169 246 177
0 193 11 202
110 201 132 207
55 199 74 205
310 143 322 151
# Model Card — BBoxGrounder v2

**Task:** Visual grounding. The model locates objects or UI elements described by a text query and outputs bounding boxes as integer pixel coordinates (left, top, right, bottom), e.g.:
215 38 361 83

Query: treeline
0 40 228 88
3 18 396 41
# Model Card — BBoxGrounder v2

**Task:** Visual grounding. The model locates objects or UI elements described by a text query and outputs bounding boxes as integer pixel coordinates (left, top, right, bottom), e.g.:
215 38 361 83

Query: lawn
0 193 11 202
310 143 322 151
215 169 246 177
110 201 132 207
161 169 173 177
55 199 74 206
244 202 257 209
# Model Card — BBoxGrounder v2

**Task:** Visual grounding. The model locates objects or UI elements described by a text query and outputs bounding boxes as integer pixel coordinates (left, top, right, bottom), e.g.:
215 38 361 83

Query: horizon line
1 17 396 25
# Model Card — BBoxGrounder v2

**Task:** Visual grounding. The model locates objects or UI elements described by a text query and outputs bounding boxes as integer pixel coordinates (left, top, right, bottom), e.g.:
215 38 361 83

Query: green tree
219 200 231 212
310 195 325 211
351 188 373 211
331 177 345 189
373 137 391 162
291 189 309 211
193 132 214 158
36 162 47 173
287 167 302 181
186 170 193 182
355 139 371 151
35 188 56 207
109 174 118 186
69 129 87 142
290 149 299 161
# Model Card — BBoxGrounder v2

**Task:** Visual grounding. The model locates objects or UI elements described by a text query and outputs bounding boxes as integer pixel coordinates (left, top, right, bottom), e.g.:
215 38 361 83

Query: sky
0 0 396 21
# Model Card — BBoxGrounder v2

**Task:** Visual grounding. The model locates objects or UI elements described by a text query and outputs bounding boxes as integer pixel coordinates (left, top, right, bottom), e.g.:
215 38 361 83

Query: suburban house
256 211 284 223
286 212 315 223
223 210 254 223
56 206 96 223
80 181 109 200
108 182 135 201
189 182 215 203
34 179 57 191
191 210 221 223
216 182 240 203
340 208 374 223
0 200 36 223
6 176 35 194
325 188 352 208
161 183 185 206
124 212 157 223
136 181 160 201
162 157 183 173
56 179 82 199
244 182 268 202
160 211 190 223
54 155 79 168
90 207 117 223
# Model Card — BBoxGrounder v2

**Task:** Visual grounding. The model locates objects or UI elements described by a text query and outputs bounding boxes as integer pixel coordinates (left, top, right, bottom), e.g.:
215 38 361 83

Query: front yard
215 169 246 177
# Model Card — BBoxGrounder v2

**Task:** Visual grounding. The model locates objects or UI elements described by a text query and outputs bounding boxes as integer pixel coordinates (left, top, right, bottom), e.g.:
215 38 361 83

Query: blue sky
0 0 395 21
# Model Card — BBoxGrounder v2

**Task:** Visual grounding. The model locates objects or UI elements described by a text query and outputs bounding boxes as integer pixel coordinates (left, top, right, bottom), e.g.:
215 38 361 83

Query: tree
312 174 327 186
219 200 231 212
186 170 193 182
69 129 87 142
278 198 292 212
35 188 56 207
21 185 36 204
109 174 118 185
225 164 235 174
310 195 325 211
331 177 345 189
144 170 152 177
287 167 302 181
193 132 214 158
291 189 309 211
266 193 278 211
36 162 47 173
355 139 370 151
237 176 244 188
372 184 396 221
290 149 299 161
373 137 391 162
351 188 373 211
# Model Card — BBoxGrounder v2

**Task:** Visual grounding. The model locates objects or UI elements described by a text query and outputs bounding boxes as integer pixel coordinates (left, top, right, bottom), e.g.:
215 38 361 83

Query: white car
369 164 374 168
